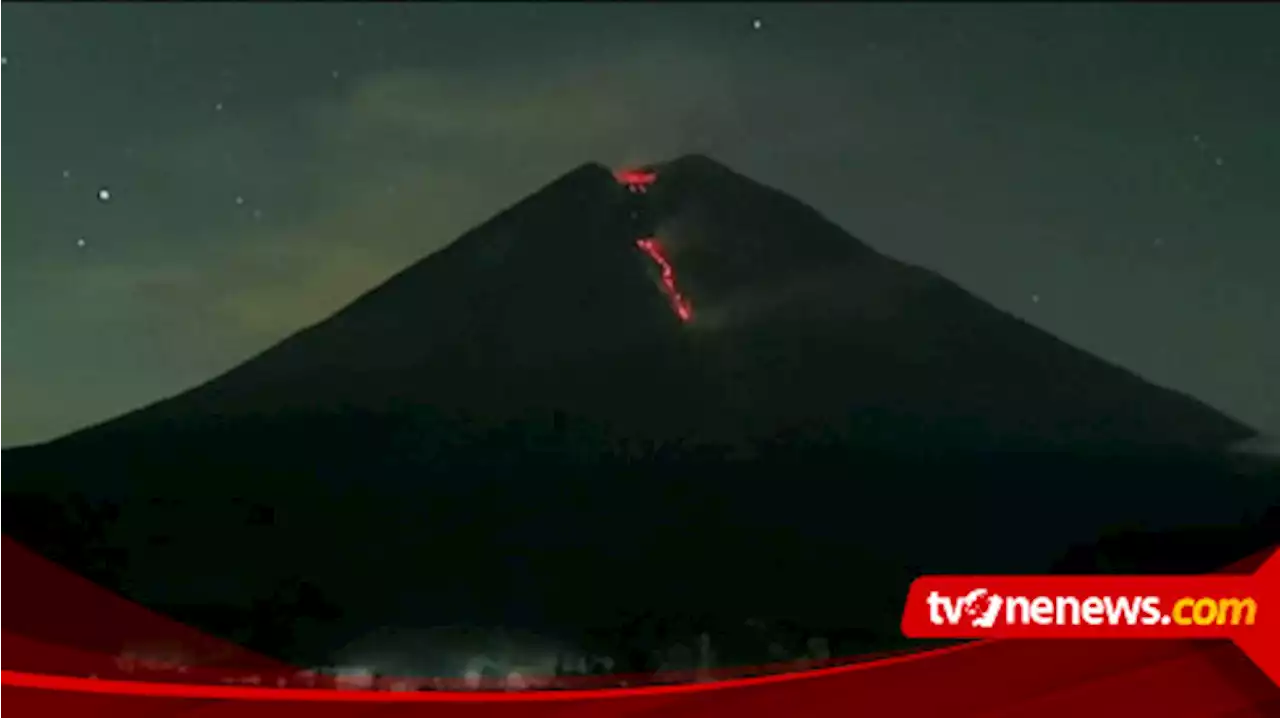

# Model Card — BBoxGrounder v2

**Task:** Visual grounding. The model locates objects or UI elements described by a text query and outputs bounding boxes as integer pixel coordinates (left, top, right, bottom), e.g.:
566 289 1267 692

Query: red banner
4 536 1278 716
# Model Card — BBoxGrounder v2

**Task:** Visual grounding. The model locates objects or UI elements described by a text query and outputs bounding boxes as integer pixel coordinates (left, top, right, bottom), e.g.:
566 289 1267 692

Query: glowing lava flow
616 167 693 323
615 168 657 194
636 238 694 323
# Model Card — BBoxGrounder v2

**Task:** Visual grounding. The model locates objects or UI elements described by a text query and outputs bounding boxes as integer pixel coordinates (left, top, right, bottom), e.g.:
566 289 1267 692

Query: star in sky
752 19 764 31
97 188 112 203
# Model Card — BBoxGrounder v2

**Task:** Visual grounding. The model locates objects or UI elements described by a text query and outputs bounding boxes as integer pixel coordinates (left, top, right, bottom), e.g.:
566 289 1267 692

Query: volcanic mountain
10 156 1258 454
5 156 1276 674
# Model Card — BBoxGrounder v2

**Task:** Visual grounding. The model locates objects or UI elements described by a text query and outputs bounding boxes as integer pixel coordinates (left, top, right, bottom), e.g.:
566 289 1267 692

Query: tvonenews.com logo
926 589 1258 629
900 556 1278 685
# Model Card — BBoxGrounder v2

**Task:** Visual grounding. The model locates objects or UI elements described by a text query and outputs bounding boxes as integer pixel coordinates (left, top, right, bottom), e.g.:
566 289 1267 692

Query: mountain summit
4 156 1273 672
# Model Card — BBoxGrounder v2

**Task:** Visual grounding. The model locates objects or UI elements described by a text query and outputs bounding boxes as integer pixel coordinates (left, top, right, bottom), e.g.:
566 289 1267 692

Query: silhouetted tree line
566 610 881 682
155 577 343 662
1052 504 1279 575
3 491 130 588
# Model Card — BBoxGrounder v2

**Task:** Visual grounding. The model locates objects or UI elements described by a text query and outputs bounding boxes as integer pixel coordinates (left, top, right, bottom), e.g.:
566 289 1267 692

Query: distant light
752 18 764 30
1031 294 1041 304
62 169 72 180
97 188 112 202
464 670 482 691
215 102 224 112
76 238 87 249
235 196 246 206
332 666 375 691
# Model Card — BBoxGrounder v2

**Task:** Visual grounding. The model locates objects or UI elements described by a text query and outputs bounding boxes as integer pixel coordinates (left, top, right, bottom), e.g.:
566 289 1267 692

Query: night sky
4 4 1278 448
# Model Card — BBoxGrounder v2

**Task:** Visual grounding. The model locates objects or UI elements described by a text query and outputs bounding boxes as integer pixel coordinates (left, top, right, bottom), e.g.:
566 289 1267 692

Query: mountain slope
648 155 1252 451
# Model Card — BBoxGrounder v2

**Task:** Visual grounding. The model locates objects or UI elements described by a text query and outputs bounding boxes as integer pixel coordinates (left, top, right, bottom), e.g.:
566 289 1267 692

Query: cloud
1232 435 1280 459
305 42 781 178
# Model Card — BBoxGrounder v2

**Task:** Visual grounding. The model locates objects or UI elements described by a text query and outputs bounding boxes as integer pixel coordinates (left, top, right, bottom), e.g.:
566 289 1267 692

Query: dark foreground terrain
5 156 1276 678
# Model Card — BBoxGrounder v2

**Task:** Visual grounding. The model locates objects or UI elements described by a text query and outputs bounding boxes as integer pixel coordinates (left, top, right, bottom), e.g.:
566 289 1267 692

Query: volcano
11 156 1255 452
5 156 1276 676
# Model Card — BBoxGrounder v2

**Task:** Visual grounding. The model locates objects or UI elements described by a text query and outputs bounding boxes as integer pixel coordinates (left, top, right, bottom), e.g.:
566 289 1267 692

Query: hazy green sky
4 4 1278 446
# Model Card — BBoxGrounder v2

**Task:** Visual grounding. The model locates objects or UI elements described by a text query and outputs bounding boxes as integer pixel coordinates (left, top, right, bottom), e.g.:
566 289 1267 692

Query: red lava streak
636 238 694 323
